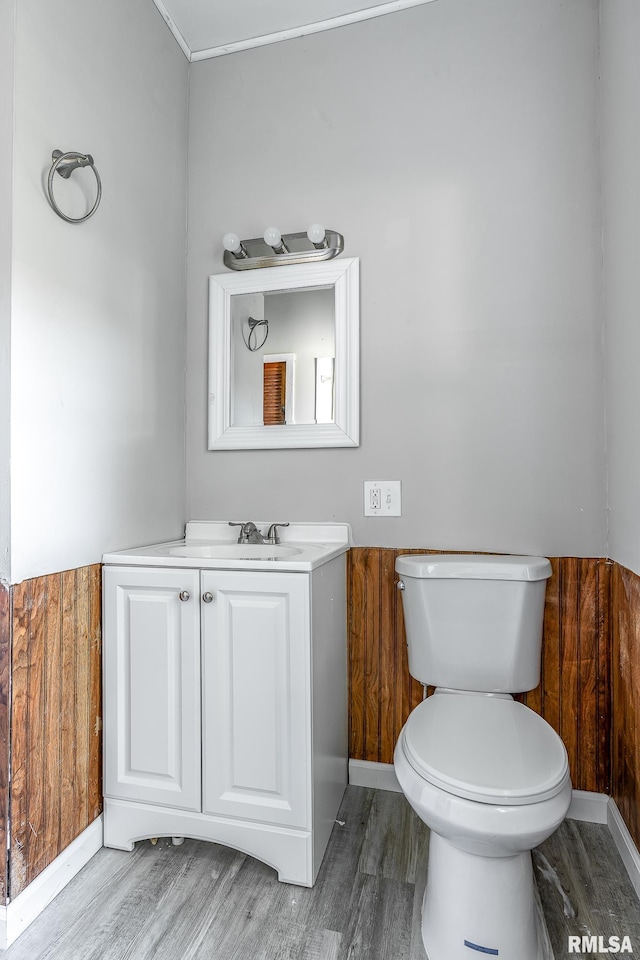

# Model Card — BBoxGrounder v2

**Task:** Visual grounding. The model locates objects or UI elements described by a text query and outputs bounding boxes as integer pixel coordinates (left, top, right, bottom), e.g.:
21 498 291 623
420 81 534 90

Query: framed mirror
208 258 359 449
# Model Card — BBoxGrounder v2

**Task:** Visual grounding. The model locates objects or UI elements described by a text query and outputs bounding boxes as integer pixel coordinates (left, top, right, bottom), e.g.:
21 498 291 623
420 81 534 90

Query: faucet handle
265 522 289 544
229 521 250 543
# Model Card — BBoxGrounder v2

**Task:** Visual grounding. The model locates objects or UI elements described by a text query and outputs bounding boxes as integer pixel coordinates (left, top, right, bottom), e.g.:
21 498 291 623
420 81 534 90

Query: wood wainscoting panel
518 557 611 795
347 548 423 765
347 550 611 794
0 581 10 904
610 563 640 850
9 565 102 898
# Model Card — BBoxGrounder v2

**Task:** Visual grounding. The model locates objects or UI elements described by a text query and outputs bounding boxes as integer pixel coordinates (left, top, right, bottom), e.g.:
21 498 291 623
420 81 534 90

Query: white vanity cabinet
102 551 347 887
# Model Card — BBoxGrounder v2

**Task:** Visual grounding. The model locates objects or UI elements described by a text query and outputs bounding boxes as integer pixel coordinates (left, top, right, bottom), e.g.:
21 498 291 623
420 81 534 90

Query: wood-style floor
3 787 640 959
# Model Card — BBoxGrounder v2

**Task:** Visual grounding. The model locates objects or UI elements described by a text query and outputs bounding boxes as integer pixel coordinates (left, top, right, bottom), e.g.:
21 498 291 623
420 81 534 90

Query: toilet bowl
395 691 571 960
392 554 571 960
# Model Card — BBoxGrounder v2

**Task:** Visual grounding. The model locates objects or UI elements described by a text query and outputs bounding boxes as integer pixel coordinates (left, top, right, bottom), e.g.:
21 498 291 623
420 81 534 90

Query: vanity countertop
102 521 351 573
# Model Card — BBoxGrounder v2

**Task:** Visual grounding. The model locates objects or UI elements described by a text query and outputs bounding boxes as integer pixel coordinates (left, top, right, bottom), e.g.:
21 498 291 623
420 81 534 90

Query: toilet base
422 832 542 960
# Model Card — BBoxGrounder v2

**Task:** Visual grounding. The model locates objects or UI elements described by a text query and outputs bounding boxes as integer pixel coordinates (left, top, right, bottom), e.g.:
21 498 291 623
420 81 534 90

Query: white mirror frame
208 257 359 450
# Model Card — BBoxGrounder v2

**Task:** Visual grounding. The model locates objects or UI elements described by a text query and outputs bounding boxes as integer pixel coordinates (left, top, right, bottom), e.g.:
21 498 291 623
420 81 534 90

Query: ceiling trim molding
153 0 192 60
161 0 438 63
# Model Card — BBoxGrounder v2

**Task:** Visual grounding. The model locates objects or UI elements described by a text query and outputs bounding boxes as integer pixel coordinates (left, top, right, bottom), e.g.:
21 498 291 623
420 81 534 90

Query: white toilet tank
395 554 552 693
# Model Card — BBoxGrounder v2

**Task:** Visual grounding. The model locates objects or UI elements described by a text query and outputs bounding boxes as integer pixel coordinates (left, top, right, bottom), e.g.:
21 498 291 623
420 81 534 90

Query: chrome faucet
229 521 264 544
229 521 290 545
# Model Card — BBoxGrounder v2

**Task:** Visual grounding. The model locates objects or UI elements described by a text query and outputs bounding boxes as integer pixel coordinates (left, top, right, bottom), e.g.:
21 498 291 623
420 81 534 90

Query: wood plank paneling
576 560 600 791
532 558 559 729
559 558 580 781
60 569 78 853
597 562 612 798
379 551 397 767
348 549 424 764
519 557 610 795
43 572 62 876
610 563 640 850
25 576 46 886
9 565 102 898
347 549 610 794
11 579 31 896
88 564 103 822
363 550 381 762
347 554 365 761
0 581 10 904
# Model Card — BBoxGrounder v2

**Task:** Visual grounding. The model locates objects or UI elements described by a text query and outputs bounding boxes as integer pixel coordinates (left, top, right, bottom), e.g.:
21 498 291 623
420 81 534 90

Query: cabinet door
201 571 310 828
103 566 201 811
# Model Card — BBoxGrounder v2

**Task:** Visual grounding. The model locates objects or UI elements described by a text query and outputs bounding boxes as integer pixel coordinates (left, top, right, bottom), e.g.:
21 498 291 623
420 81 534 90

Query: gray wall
9 0 189 582
602 0 640 577
0 0 15 581
186 0 605 555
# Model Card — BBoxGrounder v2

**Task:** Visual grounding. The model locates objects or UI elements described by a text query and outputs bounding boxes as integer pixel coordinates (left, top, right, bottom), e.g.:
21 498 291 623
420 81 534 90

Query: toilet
393 554 572 960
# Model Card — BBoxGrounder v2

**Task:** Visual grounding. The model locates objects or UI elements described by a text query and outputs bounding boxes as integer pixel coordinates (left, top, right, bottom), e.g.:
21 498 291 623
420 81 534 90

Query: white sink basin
168 544 301 560
102 521 351 572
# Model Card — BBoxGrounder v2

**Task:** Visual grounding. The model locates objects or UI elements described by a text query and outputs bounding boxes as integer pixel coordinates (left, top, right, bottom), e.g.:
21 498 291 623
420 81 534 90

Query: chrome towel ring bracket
46 149 102 224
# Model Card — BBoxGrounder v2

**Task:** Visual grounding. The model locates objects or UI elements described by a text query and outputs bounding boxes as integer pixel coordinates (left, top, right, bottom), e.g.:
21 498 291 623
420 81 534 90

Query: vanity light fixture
222 224 344 271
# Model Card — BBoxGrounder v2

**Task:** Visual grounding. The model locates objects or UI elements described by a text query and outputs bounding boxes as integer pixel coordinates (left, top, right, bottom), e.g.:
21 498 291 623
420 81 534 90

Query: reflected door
263 361 286 425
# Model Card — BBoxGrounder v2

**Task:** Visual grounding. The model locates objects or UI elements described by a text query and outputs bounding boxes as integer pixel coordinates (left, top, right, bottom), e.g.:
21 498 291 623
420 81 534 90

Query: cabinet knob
179 590 190 602
202 592 214 603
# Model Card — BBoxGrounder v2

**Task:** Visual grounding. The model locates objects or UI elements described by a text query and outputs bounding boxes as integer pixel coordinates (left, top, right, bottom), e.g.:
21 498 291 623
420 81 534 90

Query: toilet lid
403 694 569 805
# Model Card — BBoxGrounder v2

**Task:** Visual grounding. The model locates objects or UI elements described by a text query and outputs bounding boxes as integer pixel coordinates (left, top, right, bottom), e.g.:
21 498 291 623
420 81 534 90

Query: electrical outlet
364 480 402 517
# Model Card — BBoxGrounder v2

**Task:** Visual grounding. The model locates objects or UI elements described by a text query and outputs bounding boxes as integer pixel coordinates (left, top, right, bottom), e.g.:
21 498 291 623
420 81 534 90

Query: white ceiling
153 0 437 61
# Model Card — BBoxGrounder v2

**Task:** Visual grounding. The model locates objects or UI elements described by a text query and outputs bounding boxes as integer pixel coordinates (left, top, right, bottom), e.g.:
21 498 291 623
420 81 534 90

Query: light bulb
307 223 326 245
222 232 241 253
222 232 248 259
263 226 282 248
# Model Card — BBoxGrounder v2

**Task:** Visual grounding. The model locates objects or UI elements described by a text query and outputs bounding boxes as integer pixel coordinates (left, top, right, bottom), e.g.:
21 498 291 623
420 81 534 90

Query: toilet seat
403 693 569 806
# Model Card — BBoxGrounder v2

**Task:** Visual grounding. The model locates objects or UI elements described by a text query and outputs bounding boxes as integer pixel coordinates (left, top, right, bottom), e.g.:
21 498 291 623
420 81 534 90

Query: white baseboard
567 788 609 824
0 815 103 950
349 759 401 793
608 798 640 901
349 761 640 899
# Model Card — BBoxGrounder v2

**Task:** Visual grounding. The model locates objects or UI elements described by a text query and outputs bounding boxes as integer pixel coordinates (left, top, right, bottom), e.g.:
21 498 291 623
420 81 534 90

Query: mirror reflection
231 288 335 427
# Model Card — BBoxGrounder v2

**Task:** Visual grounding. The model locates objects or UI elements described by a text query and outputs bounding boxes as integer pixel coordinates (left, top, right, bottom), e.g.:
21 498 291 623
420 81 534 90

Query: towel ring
47 150 102 224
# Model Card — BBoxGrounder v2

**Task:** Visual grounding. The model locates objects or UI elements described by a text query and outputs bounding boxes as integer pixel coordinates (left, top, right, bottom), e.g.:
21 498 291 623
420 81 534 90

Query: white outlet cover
364 480 402 517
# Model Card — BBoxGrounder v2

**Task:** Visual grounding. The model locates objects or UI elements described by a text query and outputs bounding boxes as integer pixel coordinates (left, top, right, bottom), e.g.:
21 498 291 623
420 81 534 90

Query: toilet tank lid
395 554 552 581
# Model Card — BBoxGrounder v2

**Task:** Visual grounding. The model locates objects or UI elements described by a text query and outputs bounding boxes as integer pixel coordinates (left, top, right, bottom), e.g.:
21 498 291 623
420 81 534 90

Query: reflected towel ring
47 150 102 224
243 316 269 352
